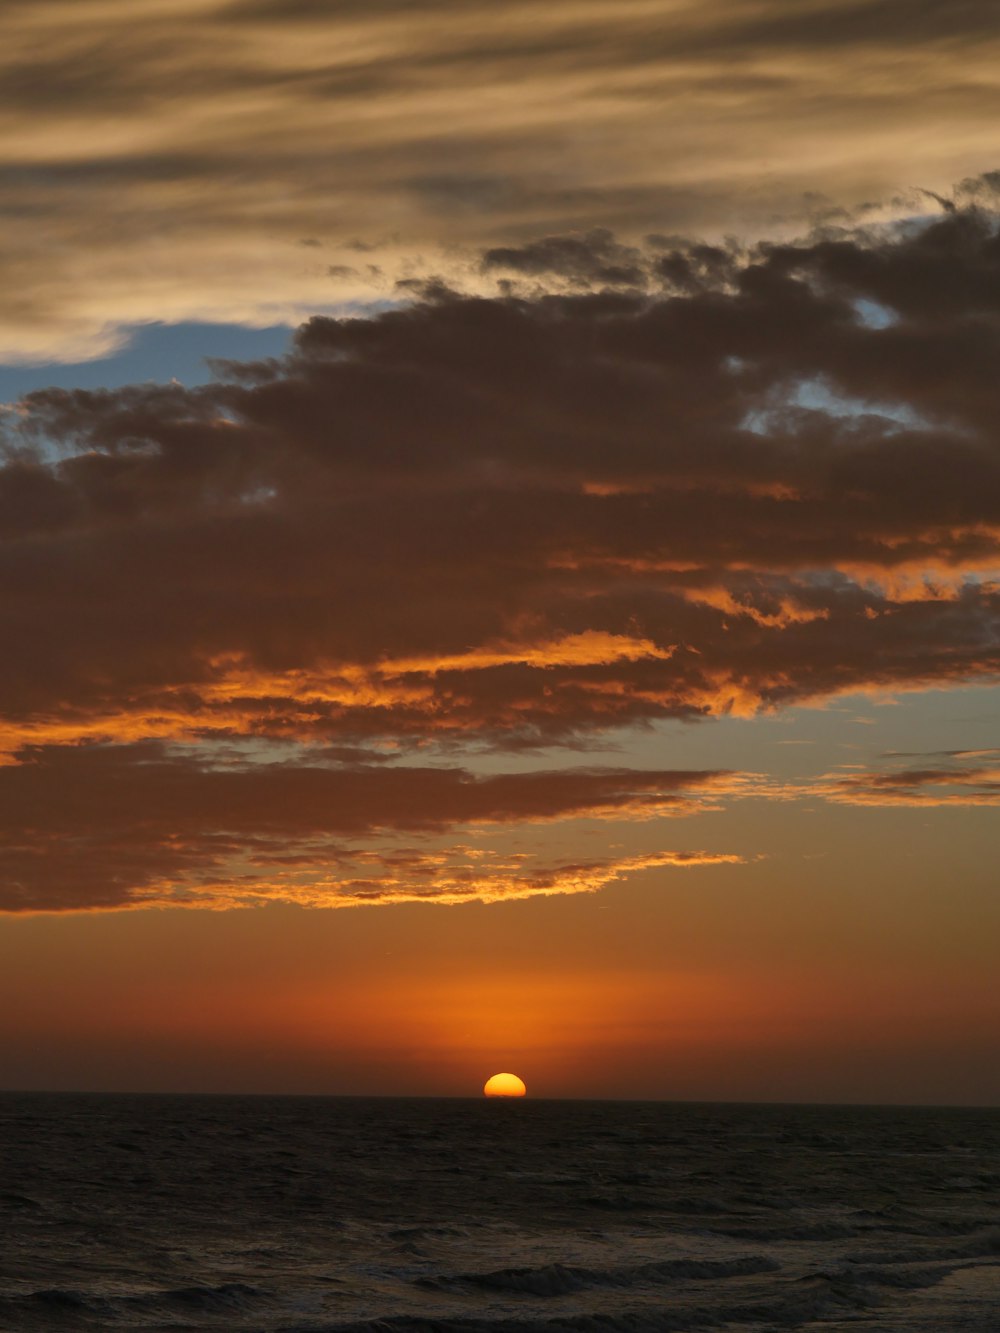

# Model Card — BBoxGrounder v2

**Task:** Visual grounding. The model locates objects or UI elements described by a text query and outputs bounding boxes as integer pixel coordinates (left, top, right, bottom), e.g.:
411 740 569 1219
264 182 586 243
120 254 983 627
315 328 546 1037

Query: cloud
816 749 1000 806
671 0 1000 55
184 847 747 911
3 205 1000 910
484 230 647 288
0 1 998 357
0 742 738 911
2 208 999 756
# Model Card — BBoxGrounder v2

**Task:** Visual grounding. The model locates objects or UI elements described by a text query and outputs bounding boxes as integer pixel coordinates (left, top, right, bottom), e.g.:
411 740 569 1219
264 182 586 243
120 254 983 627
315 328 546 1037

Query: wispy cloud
174 847 746 912
0 1 998 358
0 741 740 911
815 749 1000 806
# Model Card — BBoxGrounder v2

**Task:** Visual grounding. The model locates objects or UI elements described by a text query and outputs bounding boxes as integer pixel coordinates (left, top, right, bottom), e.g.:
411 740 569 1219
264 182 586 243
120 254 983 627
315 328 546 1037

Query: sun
483 1072 527 1098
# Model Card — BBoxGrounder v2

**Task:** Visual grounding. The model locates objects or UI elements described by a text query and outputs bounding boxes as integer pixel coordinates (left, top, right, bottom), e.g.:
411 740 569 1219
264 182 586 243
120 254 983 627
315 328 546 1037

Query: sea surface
1 1094 998 1331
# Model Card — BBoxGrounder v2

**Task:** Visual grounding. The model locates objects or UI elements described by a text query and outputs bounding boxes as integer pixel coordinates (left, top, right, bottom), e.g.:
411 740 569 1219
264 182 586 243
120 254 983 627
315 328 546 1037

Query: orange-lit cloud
815 750 1000 807
0 741 741 912
4 206 1000 912
4 209 1000 754
168 847 746 912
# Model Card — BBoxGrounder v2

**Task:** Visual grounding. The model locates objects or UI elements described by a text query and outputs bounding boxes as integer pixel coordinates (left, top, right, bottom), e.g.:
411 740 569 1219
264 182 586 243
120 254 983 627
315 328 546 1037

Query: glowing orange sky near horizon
2 794 998 1105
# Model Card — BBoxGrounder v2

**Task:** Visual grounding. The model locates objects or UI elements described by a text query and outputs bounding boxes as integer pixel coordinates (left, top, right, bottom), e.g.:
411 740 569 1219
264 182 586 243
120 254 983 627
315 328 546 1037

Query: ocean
1 1094 998 1331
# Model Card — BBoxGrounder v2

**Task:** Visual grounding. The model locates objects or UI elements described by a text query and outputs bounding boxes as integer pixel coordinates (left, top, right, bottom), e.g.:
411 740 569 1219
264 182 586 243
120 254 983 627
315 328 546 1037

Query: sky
0 0 998 1103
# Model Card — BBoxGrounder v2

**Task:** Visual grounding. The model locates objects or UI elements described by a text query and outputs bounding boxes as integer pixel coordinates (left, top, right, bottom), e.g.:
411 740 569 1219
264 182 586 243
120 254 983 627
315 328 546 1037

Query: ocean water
1 1095 998 1331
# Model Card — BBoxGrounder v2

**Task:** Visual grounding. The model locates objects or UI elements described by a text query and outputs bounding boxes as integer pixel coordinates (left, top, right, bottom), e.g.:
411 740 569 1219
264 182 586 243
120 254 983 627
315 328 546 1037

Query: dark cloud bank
2 201 999 910
0 743 736 911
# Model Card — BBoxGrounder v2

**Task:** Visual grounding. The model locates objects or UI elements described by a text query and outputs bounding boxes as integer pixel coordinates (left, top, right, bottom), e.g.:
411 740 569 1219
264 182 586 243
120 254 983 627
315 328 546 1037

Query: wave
1 1191 44 1211
2 1280 270 1323
420 1256 779 1297
26 1288 92 1311
846 1228 1000 1266
11 1262 994 1333
707 1220 861 1241
309 1261 994 1333
145 1281 269 1312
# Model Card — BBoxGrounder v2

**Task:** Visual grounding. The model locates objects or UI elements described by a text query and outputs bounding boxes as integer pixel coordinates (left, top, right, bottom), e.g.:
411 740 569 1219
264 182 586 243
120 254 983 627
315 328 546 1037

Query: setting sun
483 1072 527 1098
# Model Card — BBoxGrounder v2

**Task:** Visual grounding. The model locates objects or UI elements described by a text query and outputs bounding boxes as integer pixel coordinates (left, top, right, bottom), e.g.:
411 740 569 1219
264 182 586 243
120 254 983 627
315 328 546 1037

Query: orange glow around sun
483 1072 527 1097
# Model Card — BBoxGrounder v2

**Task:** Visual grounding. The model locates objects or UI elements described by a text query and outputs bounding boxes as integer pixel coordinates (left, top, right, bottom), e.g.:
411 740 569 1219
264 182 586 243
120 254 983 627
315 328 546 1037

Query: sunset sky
1 0 998 1103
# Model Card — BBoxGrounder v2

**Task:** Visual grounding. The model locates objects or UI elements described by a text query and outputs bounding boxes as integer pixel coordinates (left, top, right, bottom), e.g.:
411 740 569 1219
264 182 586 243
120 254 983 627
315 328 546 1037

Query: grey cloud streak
0 0 998 357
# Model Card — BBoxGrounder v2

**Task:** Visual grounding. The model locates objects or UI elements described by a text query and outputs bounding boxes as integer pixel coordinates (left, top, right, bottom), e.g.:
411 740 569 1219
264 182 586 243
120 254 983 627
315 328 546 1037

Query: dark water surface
1 1094 998 1331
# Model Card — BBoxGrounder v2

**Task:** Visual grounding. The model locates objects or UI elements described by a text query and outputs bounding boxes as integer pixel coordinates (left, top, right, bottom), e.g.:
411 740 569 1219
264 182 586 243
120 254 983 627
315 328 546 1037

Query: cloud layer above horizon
2 0 1000 360
1 202 999 911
